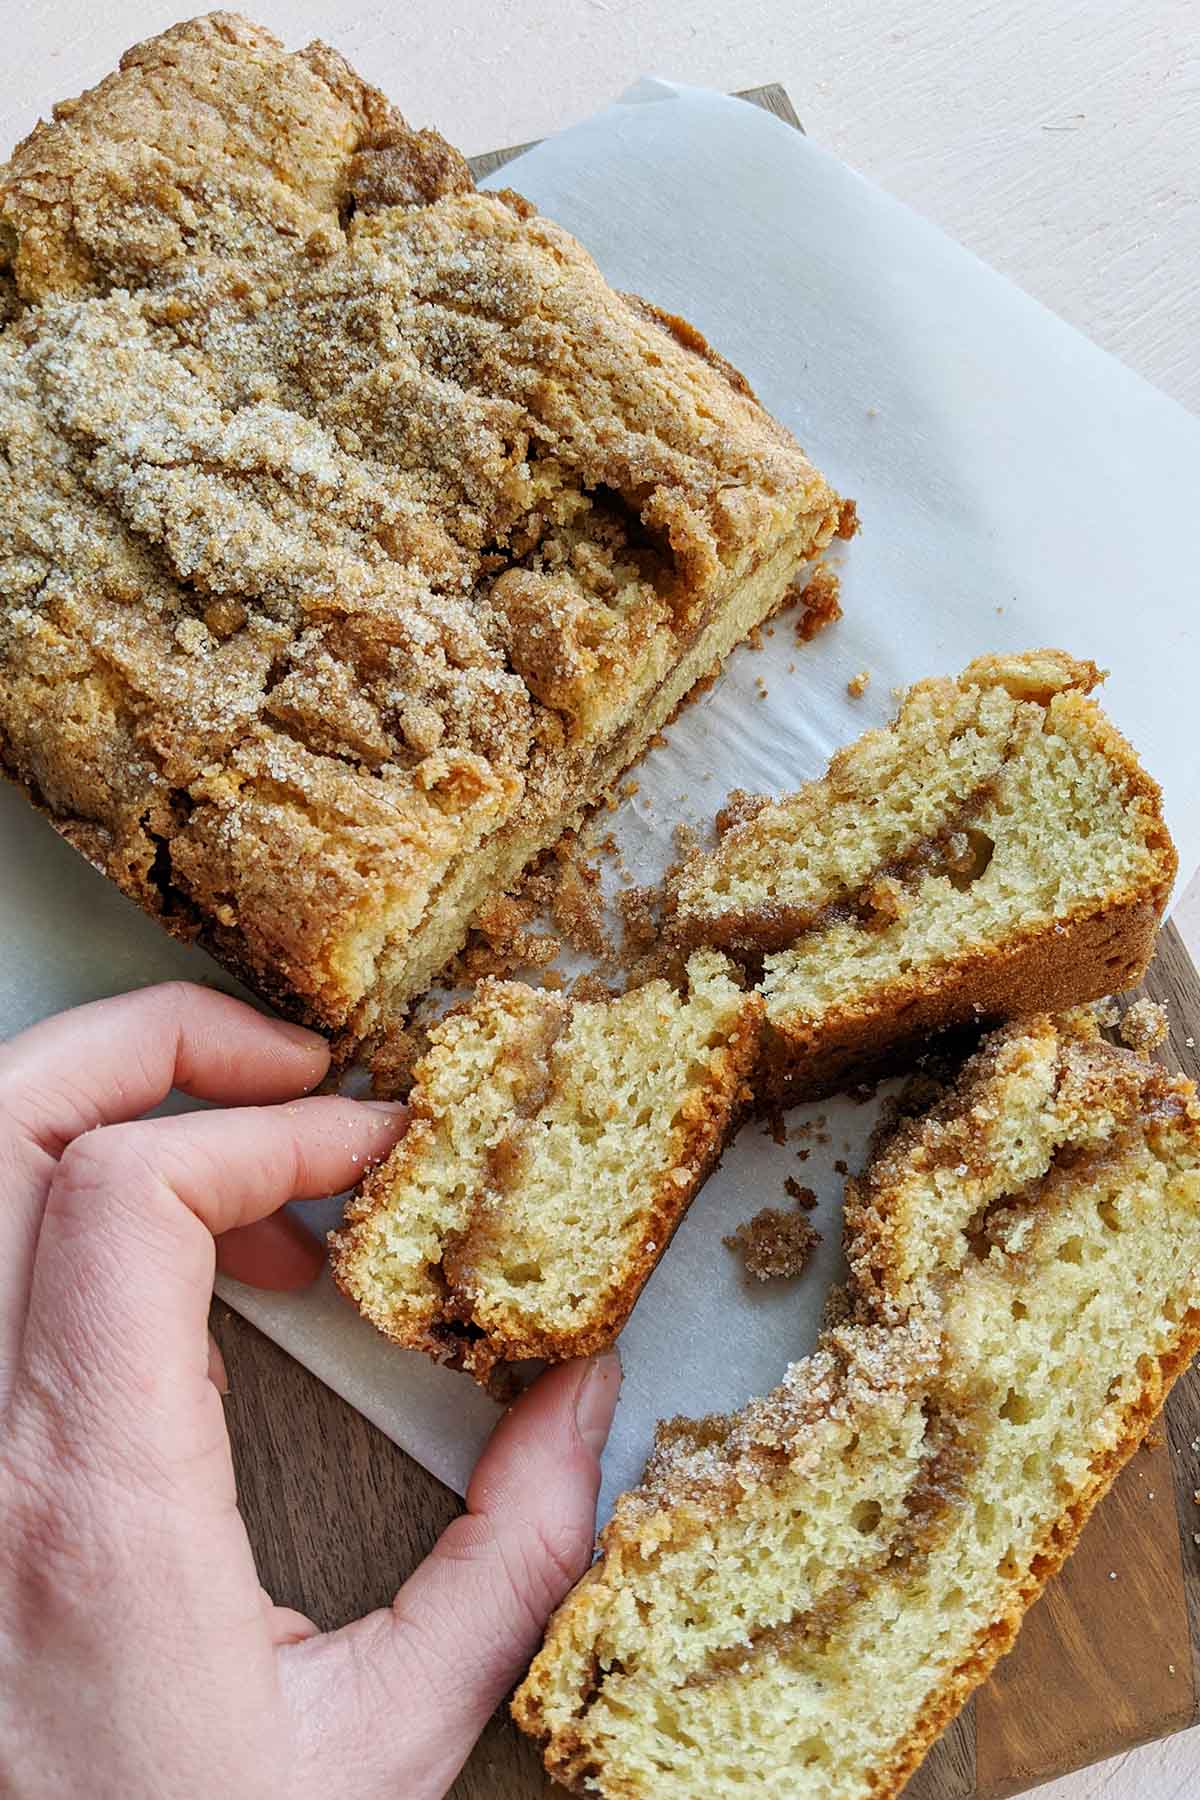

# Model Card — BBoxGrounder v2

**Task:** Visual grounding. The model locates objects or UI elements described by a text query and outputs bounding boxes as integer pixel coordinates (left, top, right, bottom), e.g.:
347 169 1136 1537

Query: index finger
0 981 330 1159
16 1097 407 1473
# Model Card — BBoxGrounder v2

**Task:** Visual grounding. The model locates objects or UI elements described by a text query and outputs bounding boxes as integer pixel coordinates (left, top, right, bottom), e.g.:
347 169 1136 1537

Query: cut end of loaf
670 648 1176 1102
514 1012 1200 1799
330 951 762 1382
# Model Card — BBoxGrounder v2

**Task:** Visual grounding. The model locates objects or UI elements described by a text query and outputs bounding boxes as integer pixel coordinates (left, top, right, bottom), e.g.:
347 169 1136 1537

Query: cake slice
671 651 1175 1100
0 16 848 1053
514 1011 1200 1797
330 951 761 1382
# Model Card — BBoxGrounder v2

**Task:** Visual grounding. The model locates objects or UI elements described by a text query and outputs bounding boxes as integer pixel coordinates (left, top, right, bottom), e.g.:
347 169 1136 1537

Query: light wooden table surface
6 4 1199 1794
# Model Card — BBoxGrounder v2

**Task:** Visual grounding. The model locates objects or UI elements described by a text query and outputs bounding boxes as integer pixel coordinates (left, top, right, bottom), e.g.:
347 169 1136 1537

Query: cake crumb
833 1158 849 1176
783 1177 818 1210
846 669 870 698
792 1115 831 1148
465 894 561 977
762 1108 789 1147
367 1019 432 1101
616 885 661 956
546 842 609 958
794 564 842 643
1119 998 1168 1056
724 1205 821 1281
1093 997 1121 1028
715 789 770 836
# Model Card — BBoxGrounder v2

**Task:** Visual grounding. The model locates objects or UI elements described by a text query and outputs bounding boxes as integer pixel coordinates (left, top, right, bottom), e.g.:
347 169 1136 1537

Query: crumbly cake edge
329 984 764 1382
757 882 1170 1106
867 1311 1200 1800
349 516 845 1049
518 1312 1200 1798
513 1022 1200 1796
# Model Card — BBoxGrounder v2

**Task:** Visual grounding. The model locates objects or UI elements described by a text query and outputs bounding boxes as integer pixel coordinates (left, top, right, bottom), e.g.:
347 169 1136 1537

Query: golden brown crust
0 17 844 1044
0 14 437 300
330 974 764 1384
869 1311 1200 1799
672 652 1175 1105
513 1016 1200 1796
758 887 1166 1105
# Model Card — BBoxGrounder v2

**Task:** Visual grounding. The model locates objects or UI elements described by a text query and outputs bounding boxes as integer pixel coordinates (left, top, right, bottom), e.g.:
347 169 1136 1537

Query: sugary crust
841 1009 1200 1323
0 15 843 1040
330 981 763 1383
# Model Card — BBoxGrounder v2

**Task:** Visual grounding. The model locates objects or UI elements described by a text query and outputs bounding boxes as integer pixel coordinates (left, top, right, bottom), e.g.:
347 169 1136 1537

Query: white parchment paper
4 81 1200 1526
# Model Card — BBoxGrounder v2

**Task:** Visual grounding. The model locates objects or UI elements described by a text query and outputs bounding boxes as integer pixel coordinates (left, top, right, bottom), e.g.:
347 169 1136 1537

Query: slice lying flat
330 951 760 1383
514 1010 1200 1798
671 651 1176 1101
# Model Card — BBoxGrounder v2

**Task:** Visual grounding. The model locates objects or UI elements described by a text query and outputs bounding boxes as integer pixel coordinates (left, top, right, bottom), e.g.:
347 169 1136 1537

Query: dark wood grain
975 1439 1193 1799
217 82 1200 1800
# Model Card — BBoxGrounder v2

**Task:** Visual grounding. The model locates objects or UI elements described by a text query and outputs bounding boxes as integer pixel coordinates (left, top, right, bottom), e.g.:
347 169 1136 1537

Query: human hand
0 982 621 1799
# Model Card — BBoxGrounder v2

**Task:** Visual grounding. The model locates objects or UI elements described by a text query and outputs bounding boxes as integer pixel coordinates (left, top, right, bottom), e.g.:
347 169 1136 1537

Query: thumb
281 1352 621 1800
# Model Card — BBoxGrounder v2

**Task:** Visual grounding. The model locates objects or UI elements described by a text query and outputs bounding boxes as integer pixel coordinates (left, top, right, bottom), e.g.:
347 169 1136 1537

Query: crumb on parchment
794 564 842 643
724 1204 821 1281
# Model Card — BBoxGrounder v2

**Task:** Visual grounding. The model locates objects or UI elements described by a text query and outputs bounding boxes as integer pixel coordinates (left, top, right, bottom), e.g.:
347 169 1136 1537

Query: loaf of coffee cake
515 1011 1200 1797
0 14 848 1048
672 651 1175 1100
330 950 760 1382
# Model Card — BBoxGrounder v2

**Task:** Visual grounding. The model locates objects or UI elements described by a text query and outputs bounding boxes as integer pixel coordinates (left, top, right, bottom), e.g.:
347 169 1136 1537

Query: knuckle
524 1512 591 1602
54 1132 112 1191
56 1125 155 1199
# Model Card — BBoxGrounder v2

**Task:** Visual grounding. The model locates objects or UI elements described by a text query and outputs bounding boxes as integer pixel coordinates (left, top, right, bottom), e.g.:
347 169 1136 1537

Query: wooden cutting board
210 89 1200 1800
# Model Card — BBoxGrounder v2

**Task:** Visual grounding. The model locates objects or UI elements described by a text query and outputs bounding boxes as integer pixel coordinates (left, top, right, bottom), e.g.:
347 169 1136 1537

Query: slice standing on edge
671 651 1176 1101
330 951 761 1384
513 1010 1200 1799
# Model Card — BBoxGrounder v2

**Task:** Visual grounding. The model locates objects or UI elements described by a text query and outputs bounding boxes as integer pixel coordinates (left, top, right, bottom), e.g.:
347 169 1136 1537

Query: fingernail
575 1352 622 1459
360 1100 409 1117
274 1017 329 1053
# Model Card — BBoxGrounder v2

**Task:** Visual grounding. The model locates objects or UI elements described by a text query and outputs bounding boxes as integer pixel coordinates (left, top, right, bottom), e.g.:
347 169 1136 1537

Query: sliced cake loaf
514 1011 1200 1798
671 651 1176 1102
330 951 761 1383
0 17 848 1056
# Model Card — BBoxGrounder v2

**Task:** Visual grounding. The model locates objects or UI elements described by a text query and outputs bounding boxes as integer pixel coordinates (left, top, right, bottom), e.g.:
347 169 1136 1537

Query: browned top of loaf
0 13 838 1027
